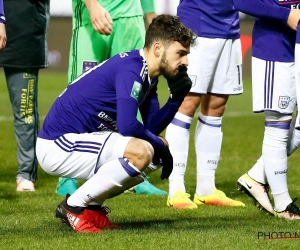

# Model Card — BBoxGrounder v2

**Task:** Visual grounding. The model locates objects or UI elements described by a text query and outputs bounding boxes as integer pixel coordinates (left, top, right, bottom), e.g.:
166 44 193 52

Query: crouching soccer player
36 14 196 233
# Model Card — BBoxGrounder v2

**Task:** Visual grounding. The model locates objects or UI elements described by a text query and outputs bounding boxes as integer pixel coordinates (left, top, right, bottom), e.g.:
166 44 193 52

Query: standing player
36 15 196 233
56 0 166 196
0 0 49 191
165 0 245 209
234 0 300 219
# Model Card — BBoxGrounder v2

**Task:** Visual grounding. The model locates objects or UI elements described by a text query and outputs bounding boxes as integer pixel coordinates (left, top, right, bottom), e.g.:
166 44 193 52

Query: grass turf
0 70 300 250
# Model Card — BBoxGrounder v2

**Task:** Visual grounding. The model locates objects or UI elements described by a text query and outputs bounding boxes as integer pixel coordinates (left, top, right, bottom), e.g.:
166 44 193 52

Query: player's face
160 41 189 78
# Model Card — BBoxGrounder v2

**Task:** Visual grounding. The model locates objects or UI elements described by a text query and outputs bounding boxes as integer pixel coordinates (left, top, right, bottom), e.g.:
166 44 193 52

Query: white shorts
188 37 243 95
36 132 132 180
252 57 296 114
294 44 300 128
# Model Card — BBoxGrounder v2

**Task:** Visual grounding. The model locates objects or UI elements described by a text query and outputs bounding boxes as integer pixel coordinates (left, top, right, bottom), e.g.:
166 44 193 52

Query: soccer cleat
167 191 198 209
274 198 300 220
134 178 168 195
194 189 245 207
56 177 77 197
55 195 102 233
16 177 35 192
237 173 273 214
86 205 118 229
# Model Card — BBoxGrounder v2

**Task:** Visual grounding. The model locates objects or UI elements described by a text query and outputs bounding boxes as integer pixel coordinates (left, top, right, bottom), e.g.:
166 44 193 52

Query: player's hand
85 0 113 35
287 9 300 30
153 144 173 180
0 23 6 51
166 65 192 103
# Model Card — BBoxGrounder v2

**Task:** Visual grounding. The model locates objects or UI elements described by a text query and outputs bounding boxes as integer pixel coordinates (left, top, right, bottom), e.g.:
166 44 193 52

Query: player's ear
153 42 162 57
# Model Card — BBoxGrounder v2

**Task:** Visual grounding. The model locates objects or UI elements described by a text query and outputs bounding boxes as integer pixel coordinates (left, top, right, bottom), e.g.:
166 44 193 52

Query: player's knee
124 138 154 171
264 111 292 122
201 94 228 116
179 95 201 116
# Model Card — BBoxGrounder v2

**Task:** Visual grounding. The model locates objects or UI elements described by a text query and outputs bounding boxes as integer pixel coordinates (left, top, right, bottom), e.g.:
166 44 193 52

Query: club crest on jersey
278 96 290 109
131 81 142 100
189 75 197 88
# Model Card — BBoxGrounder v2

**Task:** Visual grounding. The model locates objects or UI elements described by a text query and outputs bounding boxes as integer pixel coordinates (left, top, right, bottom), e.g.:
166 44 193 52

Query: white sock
67 158 140 207
165 112 192 197
287 116 300 155
195 113 222 196
248 156 267 184
263 123 292 211
273 191 293 212
106 162 162 199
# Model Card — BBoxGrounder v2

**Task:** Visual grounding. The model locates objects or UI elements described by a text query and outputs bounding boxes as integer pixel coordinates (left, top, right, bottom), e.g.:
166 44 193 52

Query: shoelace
101 206 111 215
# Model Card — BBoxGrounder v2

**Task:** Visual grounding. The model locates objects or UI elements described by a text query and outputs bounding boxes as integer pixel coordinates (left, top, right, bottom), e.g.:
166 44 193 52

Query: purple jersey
0 0 5 23
297 23 300 44
234 0 299 62
177 0 240 39
38 50 181 150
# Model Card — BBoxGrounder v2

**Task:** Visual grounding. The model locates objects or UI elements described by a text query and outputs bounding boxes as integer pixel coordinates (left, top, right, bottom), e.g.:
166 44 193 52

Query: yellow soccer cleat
194 189 245 207
167 191 198 209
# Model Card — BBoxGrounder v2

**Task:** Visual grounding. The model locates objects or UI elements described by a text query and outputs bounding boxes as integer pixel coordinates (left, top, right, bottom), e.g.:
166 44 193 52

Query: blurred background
48 0 254 78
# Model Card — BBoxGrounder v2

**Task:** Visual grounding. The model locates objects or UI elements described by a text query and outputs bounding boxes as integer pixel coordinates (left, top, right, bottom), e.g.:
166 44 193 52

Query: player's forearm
117 99 165 150
84 0 100 11
143 98 181 136
233 0 290 22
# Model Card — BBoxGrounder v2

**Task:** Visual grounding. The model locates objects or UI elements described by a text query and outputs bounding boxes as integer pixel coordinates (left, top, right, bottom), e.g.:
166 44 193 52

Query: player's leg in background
165 36 205 209
4 67 39 191
165 94 200 209
193 38 245 207
238 58 300 219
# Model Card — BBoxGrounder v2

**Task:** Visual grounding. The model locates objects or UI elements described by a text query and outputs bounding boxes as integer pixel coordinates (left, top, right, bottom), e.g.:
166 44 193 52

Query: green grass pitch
0 70 300 249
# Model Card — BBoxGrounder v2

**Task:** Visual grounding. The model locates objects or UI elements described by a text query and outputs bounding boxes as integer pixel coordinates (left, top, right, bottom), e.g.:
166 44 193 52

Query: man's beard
160 52 177 79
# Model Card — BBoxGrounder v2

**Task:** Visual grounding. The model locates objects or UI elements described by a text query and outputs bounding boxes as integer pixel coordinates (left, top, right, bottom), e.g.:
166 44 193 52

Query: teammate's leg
5 67 39 191
238 58 300 219
192 38 244 207
166 95 199 209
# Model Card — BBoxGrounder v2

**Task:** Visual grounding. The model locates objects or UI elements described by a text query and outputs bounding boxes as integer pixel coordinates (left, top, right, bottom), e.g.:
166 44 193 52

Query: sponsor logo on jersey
130 81 142 100
278 0 300 9
97 111 117 131
278 96 290 109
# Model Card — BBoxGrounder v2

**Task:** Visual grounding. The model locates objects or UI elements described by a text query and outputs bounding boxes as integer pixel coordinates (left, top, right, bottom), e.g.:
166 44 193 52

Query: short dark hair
144 14 196 49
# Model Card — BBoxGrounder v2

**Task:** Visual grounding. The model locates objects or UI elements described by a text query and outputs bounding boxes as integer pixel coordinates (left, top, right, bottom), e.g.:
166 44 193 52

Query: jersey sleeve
140 87 181 135
0 0 5 24
115 70 165 150
233 0 290 22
